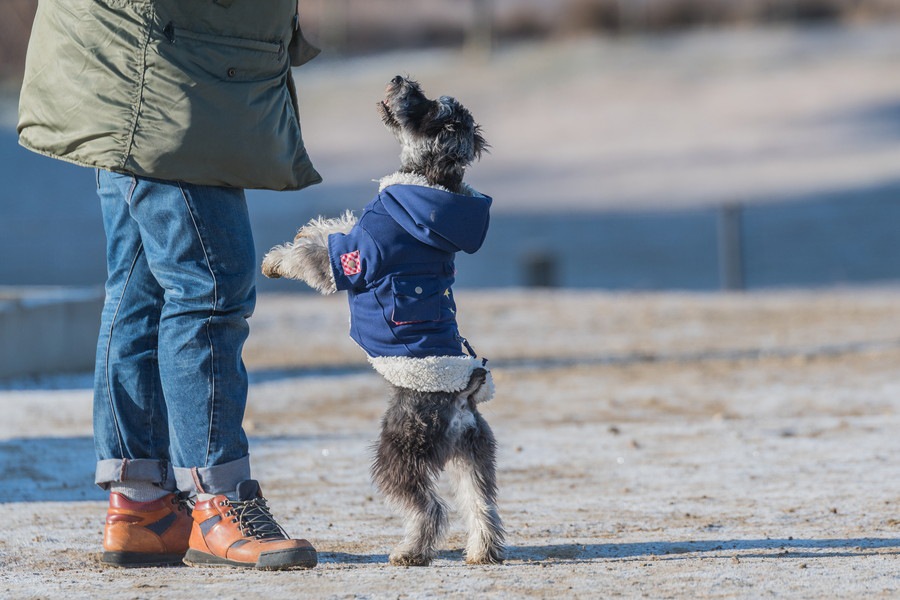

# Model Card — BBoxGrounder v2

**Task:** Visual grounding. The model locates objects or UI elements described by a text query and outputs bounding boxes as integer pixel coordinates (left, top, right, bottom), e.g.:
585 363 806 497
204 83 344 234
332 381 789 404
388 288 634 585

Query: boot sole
101 551 186 568
183 547 318 570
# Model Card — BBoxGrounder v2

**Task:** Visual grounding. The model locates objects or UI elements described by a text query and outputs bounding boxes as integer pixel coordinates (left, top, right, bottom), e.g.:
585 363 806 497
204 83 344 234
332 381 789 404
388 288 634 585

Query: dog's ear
432 120 488 164
473 124 489 161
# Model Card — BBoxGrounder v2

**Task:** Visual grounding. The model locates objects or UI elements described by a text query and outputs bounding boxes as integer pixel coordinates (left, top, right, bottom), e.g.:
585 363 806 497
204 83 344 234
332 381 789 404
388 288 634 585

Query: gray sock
110 480 169 502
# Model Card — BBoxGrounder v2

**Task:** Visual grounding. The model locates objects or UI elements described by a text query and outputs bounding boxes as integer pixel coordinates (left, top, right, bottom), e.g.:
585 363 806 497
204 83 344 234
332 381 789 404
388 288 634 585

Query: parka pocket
132 18 319 190
161 24 287 82
391 275 443 324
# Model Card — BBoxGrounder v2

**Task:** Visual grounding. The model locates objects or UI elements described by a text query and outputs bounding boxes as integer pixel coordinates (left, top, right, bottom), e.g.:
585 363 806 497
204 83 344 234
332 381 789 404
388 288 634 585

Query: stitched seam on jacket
121 3 155 170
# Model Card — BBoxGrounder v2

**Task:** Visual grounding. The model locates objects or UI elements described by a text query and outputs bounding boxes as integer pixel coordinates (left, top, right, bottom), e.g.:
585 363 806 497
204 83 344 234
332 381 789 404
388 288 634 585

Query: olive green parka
17 0 321 191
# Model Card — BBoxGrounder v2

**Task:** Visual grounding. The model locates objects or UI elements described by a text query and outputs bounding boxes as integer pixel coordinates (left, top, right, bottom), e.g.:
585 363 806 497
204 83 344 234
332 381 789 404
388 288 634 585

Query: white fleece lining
378 171 480 198
369 355 495 402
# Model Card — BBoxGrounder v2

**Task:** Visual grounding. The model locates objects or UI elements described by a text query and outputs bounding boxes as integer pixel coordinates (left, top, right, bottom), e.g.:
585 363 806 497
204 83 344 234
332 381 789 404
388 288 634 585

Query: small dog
262 76 505 566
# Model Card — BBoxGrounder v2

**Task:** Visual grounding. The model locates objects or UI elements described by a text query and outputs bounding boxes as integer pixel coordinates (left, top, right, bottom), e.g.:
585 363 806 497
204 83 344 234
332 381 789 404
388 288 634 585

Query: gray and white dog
262 76 505 566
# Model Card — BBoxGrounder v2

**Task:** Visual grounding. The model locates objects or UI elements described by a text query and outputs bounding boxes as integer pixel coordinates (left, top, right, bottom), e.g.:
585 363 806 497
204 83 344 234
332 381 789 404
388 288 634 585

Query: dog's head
377 76 487 192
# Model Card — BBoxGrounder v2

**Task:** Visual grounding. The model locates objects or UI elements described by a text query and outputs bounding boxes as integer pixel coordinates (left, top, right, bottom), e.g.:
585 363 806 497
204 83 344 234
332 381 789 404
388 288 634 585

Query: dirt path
2 289 900 598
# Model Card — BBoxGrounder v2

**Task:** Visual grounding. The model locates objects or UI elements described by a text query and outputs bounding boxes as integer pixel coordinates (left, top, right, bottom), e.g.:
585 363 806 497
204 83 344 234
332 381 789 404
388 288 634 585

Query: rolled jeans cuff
95 458 176 492
174 455 251 496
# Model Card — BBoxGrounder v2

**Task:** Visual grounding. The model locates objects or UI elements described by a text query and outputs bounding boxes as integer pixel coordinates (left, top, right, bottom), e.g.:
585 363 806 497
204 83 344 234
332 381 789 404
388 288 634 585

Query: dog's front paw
261 244 291 279
260 237 337 293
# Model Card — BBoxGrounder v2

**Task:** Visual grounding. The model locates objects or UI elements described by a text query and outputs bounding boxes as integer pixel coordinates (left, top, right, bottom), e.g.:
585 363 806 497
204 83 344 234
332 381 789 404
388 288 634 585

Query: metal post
523 251 559 288
718 203 745 291
466 0 494 59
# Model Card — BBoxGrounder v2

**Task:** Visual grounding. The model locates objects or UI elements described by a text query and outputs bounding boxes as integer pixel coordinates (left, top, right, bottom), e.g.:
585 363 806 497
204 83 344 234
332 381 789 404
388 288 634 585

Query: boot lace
226 496 288 540
172 490 194 513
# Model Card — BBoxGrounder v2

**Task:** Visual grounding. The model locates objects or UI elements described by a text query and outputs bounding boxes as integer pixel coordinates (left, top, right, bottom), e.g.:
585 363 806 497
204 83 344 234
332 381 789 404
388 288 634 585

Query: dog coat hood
325 174 494 397
379 185 491 254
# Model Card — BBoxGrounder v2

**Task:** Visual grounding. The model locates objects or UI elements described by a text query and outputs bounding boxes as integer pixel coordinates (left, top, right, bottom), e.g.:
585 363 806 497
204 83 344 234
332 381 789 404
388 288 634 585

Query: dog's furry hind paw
389 552 433 567
465 545 505 565
465 554 504 565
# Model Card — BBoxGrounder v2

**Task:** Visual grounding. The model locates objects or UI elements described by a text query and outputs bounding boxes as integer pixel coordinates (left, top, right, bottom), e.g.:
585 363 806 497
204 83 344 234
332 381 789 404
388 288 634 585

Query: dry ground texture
2 288 900 598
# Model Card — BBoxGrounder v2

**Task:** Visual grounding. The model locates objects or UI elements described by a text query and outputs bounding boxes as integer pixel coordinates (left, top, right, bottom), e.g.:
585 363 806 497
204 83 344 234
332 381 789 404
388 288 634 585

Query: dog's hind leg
373 390 452 566
449 409 506 565
386 475 448 567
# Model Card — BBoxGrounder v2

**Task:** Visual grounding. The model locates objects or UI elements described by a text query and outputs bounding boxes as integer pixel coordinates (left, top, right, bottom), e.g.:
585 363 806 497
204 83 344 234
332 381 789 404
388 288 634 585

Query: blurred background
3 0 900 294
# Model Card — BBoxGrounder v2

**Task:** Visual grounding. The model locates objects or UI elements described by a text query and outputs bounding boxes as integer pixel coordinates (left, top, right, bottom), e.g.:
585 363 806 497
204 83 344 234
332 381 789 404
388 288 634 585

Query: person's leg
94 169 174 490
122 175 316 569
94 170 191 567
122 176 256 495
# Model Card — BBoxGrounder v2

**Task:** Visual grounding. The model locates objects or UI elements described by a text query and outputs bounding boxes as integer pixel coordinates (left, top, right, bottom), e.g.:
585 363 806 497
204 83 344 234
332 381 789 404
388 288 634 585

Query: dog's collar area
377 171 481 198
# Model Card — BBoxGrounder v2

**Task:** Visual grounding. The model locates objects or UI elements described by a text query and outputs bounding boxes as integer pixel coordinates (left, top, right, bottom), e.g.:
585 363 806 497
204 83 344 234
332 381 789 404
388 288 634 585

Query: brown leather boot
101 492 192 567
183 480 317 570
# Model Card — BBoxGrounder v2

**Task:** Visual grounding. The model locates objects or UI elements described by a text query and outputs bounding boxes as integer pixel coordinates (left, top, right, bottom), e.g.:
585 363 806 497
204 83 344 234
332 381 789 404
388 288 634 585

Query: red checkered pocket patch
340 250 361 276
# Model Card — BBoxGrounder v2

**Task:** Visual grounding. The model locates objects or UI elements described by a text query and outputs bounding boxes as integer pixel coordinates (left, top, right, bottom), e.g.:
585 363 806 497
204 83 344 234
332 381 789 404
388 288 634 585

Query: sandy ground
2 288 900 598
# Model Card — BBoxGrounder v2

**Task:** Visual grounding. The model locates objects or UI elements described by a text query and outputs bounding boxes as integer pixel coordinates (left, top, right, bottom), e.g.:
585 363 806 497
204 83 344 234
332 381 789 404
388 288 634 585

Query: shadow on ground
508 540 900 561
0 436 103 502
0 433 361 503
318 539 900 566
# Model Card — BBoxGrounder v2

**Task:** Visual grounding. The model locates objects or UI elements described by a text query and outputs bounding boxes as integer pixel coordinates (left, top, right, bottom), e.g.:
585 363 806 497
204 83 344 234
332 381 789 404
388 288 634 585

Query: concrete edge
0 286 104 379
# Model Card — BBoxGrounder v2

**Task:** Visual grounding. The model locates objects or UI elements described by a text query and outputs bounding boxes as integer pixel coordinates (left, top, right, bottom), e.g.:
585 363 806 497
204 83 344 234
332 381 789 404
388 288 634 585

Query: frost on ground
2 288 900 598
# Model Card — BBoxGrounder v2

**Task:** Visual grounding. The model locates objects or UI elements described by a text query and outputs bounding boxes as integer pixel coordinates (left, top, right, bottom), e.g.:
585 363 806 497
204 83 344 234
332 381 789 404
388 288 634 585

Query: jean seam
103 243 145 460
177 182 219 467
126 175 137 205
148 295 163 456
101 174 143 460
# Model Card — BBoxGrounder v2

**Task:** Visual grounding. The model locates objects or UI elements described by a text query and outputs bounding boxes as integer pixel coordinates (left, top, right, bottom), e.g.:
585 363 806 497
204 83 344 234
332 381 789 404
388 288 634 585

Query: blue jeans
93 171 256 496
